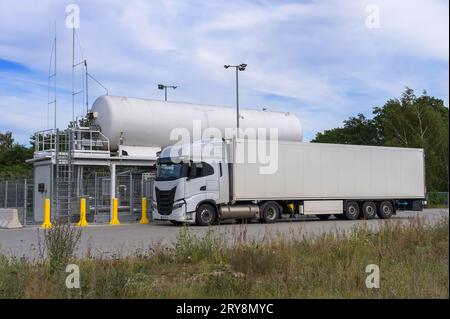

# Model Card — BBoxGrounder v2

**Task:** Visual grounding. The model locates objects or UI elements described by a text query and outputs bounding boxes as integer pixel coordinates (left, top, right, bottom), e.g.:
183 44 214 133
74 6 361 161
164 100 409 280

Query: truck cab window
190 162 214 179
203 162 214 176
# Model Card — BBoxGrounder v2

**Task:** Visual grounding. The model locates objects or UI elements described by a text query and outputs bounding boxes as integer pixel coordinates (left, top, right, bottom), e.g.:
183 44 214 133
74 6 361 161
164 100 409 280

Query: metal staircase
54 129 74 223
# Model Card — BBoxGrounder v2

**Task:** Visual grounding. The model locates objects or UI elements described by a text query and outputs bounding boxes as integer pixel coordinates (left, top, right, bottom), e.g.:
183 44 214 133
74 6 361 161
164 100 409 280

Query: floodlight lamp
158 84 164 90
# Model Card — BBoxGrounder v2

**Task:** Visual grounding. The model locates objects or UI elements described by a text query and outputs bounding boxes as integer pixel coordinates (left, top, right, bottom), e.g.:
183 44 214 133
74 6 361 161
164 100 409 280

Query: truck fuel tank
219 204 259 220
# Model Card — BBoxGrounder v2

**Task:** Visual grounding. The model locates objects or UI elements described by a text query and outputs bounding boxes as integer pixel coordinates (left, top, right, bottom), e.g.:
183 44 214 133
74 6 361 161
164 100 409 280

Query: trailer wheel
316 214 331 220
362 201 377 219
260 202 280 223
377 201 394 219
344 201 360 220
196 204 216 226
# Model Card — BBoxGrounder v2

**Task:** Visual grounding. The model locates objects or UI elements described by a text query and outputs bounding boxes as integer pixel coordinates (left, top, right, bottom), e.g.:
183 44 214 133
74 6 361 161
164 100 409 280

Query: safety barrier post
140 197 149 224
110 197 120 225
41 198 52 229
77 198 88 227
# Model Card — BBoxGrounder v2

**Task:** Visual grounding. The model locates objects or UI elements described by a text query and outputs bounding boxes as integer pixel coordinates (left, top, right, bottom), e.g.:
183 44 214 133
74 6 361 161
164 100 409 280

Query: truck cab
152 140 229 225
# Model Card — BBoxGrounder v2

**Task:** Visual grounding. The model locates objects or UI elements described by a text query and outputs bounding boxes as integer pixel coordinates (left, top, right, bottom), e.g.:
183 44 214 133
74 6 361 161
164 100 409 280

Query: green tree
0 132 34 179
312 113 383 145
0 131 14 153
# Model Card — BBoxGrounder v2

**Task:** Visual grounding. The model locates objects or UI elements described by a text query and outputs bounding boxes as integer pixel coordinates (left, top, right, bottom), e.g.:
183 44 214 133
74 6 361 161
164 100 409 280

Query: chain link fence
0 179 34 225
2 177 445 226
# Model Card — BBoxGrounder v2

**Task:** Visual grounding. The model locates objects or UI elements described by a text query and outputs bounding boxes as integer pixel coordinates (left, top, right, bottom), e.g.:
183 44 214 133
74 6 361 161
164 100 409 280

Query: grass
0 217 448 298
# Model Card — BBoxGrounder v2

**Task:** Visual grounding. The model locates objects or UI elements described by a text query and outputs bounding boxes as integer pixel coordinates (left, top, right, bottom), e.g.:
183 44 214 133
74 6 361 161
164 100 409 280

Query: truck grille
155 186 177 215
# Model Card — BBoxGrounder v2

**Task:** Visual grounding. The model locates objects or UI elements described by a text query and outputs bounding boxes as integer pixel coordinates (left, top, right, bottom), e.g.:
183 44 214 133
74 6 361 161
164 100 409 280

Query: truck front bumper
152 203 196 224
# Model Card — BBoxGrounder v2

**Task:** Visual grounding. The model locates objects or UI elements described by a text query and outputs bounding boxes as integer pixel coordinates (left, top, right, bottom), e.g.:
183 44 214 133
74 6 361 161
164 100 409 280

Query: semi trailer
152 138 426 226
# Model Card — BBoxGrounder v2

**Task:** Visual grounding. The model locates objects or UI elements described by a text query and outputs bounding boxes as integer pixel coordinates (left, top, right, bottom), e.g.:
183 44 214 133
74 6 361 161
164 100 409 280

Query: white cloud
0 0 448 145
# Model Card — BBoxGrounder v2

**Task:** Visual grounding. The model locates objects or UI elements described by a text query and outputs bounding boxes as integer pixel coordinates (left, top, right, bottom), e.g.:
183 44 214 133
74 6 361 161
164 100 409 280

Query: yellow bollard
140 197 150 224
110 197 120 225
77 198 89 227
41 197 53 229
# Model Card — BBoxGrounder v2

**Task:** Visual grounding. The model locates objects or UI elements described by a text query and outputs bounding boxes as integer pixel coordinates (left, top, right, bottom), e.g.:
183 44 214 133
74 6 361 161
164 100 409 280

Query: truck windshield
156 163 187 181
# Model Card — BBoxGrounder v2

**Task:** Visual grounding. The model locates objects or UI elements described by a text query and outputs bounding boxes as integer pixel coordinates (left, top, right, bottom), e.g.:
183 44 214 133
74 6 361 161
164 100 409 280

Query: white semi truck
152 138 426 225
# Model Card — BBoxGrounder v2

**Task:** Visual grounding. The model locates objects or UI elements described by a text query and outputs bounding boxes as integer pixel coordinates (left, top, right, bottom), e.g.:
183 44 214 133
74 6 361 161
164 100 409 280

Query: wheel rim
200 208 212 224
367 206 374 215
266 206 277 220
383 205 391 215
348 205 357 217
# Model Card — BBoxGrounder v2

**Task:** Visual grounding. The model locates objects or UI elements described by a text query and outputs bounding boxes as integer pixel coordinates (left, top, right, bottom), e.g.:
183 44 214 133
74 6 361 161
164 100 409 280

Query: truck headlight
173 200 185 210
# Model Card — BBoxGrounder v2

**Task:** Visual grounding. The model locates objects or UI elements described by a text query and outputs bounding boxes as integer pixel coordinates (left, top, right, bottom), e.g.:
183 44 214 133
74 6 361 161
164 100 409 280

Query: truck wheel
344 201 360 220
196 204 216 226
362 201 377 219
377 201 394 219
316 214 331 220
260 202 280 223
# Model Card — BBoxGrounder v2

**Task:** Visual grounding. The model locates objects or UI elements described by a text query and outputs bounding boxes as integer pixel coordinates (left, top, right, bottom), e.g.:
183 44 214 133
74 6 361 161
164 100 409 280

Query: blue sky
0 0 448 145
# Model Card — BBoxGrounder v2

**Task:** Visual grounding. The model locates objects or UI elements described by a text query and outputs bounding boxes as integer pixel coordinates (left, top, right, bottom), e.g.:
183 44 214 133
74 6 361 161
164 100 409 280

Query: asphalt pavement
0 208 447 259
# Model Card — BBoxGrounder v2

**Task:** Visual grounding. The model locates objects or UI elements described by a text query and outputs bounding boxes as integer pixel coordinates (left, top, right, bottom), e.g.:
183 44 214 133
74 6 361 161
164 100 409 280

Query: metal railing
72 129 110 154
34 129 58 154
34 128 110 157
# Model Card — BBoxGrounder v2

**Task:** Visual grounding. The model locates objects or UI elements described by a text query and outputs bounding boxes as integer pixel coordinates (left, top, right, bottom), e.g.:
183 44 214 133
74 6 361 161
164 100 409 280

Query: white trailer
152 138 426 225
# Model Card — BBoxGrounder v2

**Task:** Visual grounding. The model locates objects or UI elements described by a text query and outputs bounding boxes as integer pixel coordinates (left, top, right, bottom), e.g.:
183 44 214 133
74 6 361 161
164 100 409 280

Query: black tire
316 214 331 221
377 201 394 219
260 201 280 223
195 204 216 226
362 201 377 219
344 201 360 220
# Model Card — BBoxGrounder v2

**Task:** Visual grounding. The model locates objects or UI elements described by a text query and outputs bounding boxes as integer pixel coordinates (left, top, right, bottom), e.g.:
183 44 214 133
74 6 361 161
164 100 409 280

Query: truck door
184 162 208 211
205 162 220 203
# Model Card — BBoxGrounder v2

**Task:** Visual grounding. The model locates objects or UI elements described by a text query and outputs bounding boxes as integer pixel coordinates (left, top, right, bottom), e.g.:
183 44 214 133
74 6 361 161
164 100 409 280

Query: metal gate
82 168 154 223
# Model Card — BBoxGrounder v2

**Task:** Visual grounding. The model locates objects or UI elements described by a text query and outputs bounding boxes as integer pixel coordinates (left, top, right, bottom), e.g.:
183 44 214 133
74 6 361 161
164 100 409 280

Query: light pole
158 84 177 101
224 64 247 132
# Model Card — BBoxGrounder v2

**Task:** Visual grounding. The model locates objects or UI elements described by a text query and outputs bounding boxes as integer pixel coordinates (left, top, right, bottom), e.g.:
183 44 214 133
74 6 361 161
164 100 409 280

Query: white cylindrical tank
91 95 303 150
